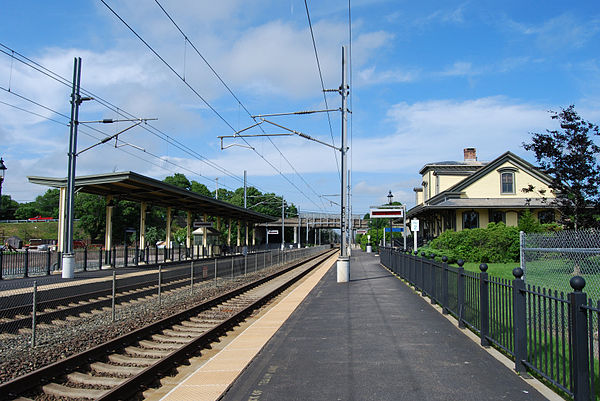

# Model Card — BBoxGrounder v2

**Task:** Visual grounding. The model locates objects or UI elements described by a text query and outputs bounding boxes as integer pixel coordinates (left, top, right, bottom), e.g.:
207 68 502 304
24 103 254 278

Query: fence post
111 246 116 268
155 245 158 265
457 259 465 328
31 281 37 348
24 248 29 278
46 249 51 275
512 267 528 374
135 244 139 266
429 254 436 304
0 249 3 279
190 261 194 295
568 276 590 401
124 244 128 268
441 256 449 314
83 247 88 271
420 251 427 295
479 263 490 346
158 265 162 306
99 248 102 269
111 270 116 322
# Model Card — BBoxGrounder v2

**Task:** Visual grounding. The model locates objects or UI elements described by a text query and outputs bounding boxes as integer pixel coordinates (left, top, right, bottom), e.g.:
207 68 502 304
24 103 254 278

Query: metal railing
380 247 600 401
0 243 299 280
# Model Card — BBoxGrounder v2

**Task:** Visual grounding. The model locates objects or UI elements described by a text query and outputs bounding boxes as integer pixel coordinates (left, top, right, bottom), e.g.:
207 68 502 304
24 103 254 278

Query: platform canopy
28 171 277 224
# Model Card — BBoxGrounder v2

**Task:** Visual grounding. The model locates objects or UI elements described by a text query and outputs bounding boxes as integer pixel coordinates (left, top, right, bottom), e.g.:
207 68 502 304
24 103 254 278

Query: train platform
161 249 558 401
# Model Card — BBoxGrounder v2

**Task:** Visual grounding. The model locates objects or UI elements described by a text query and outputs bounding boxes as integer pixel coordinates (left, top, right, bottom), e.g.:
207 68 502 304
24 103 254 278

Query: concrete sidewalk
221 249 550 401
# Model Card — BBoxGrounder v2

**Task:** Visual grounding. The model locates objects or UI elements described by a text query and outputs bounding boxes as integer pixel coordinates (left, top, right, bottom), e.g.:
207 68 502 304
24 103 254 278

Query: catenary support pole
337 46 350 283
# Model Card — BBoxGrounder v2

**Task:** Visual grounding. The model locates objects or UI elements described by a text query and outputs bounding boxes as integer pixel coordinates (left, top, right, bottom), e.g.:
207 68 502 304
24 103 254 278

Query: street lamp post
0 158 7 216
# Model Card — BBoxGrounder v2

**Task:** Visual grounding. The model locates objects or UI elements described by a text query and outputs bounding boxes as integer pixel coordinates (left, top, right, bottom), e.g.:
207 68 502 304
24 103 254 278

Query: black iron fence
380 247 599 401
0 243 284 279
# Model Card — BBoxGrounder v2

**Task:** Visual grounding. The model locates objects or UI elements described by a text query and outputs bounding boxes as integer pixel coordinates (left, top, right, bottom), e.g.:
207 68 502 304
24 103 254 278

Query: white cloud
505 13 600 51
357 65 417 85
351 97 551 175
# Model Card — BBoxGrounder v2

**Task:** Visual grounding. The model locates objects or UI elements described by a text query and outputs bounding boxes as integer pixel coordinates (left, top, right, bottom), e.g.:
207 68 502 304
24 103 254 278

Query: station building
406 148 558 240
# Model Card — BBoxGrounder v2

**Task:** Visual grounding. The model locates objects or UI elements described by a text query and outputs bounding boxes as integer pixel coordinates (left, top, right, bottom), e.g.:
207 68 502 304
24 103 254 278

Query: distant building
406 148 557 240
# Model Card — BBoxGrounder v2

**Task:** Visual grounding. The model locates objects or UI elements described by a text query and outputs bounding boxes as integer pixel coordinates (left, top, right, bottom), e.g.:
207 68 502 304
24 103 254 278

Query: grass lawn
450 261 519 281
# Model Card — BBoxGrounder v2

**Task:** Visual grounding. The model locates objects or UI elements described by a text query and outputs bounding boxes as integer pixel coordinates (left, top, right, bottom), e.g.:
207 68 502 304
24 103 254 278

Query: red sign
369 208 404 218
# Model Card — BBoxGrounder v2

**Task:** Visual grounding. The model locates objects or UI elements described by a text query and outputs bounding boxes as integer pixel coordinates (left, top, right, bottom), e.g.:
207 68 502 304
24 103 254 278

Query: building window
538 210 555 224
462 211 479 229
501 172 514 194
490 210 506 224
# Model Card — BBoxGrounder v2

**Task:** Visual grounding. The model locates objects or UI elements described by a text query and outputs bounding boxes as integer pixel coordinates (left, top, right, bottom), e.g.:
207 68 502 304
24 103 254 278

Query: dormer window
498 167 517 194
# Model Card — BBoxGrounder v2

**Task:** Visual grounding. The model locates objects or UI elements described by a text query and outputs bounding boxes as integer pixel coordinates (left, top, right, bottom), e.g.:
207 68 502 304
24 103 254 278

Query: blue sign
385 227 404 233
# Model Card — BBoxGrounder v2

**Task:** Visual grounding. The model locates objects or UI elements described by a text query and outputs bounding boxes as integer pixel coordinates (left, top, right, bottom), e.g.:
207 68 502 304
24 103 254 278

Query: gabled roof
425 151 552 206
407 151 555 218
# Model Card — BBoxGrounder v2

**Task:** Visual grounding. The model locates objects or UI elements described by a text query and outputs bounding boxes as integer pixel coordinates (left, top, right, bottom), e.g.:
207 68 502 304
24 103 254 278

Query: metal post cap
479 263 488 272
457 259 465 267
442 256 448 263
414 251 418 256
421 251 426 257
570 276 586 292
512 267 524 279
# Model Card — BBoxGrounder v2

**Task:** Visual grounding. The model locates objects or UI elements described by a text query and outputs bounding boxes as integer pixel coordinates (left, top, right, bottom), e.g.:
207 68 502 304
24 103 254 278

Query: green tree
14 203 40 219
74 193 105 242
523 105 600 228
190 180 212 197
164 173 191 190
1 194 20 219
35 189 60 217
517 210 543 233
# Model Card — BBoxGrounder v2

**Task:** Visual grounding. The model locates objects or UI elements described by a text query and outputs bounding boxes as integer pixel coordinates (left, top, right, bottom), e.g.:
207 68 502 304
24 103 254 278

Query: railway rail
0 248 336 401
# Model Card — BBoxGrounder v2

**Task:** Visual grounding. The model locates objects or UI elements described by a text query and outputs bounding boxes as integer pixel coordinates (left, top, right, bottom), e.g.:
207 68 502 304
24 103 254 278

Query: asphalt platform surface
221 249 547 401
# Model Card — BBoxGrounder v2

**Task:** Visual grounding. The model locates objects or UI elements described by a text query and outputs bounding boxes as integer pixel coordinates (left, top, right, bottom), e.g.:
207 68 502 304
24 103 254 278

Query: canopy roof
28 171 277 224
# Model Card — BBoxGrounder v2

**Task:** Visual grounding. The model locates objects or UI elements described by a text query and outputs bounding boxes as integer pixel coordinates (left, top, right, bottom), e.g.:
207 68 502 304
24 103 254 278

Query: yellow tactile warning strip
160 252 339 401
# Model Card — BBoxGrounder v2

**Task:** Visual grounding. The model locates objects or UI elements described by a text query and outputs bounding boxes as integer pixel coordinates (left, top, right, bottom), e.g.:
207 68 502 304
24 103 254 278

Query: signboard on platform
356 229 368 235
369 208 404 218
193 221 212 228
384 227 404 233
267 230 279 235
411 219 420 232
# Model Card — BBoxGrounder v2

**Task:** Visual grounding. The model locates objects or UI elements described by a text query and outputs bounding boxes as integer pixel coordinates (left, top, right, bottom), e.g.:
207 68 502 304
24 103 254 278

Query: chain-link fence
0 246 327 361
521 230 600 300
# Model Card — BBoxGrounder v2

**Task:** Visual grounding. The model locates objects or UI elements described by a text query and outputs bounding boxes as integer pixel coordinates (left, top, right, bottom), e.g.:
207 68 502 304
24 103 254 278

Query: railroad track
0 248 336 401
0 270 198 335
0 252 270 335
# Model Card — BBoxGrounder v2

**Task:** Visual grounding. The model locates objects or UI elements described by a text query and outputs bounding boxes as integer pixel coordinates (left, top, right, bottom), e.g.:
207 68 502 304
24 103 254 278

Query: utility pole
215 177 218 199
243 170 247 208
337 46 350 283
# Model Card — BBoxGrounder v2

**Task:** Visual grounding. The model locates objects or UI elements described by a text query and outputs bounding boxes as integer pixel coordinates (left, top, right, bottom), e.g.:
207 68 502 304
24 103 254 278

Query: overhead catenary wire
0 87 242 192
304 0 340 181
100 1 327 212
0 43 255 191
151 0 328 212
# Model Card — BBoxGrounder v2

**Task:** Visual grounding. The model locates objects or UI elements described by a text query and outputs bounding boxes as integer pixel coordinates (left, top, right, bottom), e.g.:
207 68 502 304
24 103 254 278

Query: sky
1 0 599 217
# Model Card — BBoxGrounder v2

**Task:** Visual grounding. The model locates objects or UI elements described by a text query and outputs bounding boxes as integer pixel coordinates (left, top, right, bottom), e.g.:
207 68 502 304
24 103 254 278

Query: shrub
426 222 520 263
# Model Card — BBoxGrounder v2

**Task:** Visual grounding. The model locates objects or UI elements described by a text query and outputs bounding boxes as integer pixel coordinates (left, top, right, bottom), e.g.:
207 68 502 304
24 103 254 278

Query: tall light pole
0 158 7 216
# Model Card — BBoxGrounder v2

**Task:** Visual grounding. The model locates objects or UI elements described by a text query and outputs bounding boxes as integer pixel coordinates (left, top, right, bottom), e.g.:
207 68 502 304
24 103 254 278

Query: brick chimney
464 147 477 162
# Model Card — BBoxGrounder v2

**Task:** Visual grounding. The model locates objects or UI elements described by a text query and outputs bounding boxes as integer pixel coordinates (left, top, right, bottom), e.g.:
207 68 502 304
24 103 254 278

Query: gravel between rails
0 263 288 386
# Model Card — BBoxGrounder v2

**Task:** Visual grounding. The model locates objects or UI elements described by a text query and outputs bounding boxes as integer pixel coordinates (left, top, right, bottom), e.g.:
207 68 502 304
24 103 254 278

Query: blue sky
1 0 599 216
